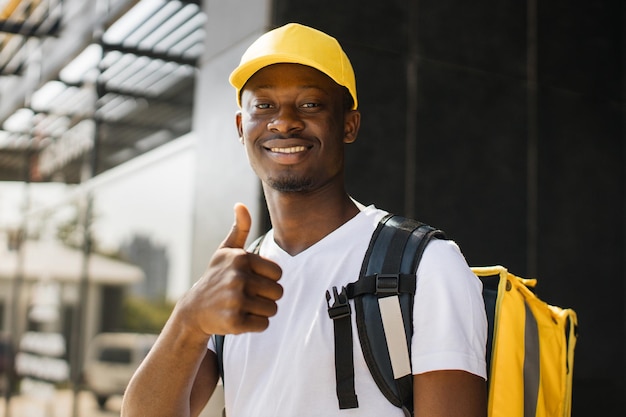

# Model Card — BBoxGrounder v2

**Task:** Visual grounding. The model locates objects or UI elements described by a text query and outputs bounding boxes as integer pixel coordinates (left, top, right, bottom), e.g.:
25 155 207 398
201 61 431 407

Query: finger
240 314 271 333
244 294 280 318
220 203 251 249
248 253 283 282
245 272 284 302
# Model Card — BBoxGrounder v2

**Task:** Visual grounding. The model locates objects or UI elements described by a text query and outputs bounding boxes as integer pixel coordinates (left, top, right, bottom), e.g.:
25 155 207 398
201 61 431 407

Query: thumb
220 203 252 249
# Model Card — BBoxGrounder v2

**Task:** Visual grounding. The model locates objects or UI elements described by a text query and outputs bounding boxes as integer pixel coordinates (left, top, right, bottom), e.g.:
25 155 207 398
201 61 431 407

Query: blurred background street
0 390 122 417
0 385 223 417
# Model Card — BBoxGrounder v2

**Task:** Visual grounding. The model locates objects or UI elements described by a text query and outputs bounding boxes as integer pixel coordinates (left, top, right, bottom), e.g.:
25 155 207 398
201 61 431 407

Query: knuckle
222 309 247 331
275 283 284 299
268 302 279 317
230 250 251 268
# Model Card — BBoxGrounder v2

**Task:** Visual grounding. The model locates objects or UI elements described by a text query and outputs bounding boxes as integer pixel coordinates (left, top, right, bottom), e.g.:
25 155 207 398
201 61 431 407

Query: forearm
120 204 282 416
121 311 217 417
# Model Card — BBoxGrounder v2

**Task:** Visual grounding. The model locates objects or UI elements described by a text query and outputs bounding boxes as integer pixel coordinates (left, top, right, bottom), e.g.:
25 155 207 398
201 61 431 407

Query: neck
263 184 360 256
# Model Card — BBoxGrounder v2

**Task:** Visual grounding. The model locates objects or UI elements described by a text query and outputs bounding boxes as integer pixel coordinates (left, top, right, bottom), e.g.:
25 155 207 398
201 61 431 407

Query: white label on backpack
379 295 411 379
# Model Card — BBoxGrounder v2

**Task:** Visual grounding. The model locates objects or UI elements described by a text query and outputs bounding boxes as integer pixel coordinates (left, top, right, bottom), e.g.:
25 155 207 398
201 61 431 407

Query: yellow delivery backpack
323 214 578 416
474 265 578 417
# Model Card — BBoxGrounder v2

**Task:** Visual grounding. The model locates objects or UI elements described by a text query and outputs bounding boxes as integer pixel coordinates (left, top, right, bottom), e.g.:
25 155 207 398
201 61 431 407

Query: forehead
242 63 342 96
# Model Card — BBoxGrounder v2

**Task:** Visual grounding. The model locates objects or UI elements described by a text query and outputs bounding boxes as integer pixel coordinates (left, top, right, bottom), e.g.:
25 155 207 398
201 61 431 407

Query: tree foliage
121 296 174 333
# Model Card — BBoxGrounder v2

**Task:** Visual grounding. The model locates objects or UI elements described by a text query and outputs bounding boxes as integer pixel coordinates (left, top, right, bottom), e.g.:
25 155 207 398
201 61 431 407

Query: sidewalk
0 390 120 417
0 385 223 417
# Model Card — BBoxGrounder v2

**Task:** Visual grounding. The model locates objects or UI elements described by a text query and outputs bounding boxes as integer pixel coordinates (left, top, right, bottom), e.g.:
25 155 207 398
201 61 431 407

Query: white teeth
270 146 307 154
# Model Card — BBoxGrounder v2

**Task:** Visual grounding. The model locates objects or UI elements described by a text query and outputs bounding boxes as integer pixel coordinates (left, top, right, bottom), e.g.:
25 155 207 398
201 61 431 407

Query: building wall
193 0 624 414
271 0 624 415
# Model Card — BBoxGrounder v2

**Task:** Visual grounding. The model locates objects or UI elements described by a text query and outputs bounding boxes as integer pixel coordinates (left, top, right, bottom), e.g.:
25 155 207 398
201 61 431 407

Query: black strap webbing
214 334 225 382
326 286 359 409
346 273 416 298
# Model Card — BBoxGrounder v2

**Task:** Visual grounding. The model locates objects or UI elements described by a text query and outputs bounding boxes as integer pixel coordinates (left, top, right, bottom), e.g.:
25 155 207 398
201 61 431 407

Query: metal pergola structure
0 2 205 416
0 0 204 184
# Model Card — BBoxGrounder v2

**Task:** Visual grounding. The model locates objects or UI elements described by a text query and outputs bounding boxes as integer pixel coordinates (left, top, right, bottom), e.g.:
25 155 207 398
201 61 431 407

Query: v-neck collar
261 205 377 262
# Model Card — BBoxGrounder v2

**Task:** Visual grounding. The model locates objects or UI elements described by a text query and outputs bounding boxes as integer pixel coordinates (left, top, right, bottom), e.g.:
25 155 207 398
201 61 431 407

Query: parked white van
83 332 157 409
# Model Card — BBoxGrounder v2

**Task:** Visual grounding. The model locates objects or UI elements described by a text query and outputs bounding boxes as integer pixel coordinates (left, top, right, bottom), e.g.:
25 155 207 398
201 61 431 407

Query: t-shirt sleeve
410 239 488 379
207 336 216 353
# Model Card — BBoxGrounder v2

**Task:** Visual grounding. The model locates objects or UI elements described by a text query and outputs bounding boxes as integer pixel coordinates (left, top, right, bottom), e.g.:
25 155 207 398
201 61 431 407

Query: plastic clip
375 274 400 295
326 286 351 320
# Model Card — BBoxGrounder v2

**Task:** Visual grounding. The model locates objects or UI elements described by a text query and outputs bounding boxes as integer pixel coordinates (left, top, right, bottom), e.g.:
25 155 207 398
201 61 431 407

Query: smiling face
236 63 360 194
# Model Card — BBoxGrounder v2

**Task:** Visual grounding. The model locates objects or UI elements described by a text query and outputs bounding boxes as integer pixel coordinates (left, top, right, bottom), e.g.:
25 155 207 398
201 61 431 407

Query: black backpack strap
326 286 359 409
214 334 225 382
328 213 444 415
213 233 267 386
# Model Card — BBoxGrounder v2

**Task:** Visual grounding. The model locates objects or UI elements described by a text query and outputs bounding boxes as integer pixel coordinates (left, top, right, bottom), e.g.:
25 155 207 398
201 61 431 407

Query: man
121 23 487 417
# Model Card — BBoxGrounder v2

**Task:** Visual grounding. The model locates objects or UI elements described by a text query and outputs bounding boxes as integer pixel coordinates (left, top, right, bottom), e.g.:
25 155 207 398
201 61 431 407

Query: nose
267 106 304 134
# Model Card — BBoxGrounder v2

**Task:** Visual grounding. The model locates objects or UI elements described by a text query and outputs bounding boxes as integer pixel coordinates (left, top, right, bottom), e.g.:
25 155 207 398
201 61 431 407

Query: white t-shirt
208 205 487 417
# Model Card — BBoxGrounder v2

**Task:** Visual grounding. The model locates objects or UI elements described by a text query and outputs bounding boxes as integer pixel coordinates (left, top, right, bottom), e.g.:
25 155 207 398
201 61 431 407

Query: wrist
162 303 212 351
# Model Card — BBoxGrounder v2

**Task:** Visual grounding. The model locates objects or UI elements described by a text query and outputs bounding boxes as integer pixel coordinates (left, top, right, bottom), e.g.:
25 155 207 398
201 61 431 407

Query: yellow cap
229 23 358 109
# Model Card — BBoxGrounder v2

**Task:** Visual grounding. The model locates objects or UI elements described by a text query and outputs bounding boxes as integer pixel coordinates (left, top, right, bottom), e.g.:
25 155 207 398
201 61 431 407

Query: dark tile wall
273 0 624 415
535 2 624 413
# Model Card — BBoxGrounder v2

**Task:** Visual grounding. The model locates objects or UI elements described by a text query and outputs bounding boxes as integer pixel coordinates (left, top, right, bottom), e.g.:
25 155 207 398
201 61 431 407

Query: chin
267 176 313 193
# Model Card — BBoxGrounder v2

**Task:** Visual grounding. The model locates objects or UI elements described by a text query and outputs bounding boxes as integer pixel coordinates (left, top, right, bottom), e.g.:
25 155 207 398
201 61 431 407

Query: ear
235 111 244 142
343 110 361 144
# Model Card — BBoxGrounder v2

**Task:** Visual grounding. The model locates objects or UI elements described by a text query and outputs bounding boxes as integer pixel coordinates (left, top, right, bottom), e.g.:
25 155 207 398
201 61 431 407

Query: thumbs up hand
174 203 283 337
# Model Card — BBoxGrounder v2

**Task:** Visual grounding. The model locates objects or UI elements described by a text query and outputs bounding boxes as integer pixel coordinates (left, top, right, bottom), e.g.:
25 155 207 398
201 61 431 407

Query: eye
255 102 273 109
300 102 320 109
